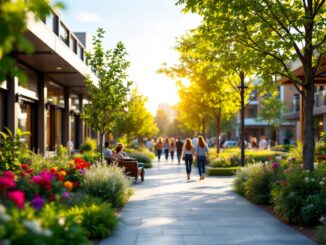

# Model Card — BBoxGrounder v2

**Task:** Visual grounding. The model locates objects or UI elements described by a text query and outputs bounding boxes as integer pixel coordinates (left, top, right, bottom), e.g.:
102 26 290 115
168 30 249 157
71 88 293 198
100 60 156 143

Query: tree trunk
302 75 315 171
99 133 104 161
216 108 221 154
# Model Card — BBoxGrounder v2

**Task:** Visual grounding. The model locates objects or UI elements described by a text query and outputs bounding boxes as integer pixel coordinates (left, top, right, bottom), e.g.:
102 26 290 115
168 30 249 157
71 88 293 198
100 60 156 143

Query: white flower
304 177 309 182
320 216 326 223
322 177 326 181
42 229 53 237
23 220 43 235
0 213 11 222
58 217 65 226
0 204 7 214
275 156 282 160
311 178 315 182
320 181 325 186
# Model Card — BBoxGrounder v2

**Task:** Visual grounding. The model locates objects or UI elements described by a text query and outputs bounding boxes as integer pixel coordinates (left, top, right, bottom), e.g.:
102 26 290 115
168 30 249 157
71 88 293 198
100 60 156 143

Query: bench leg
141 169 145 182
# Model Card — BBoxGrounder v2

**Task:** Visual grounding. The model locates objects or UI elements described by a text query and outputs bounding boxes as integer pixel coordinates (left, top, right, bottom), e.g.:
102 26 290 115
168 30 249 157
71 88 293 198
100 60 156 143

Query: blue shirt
196 145 208 156
104 148 112 159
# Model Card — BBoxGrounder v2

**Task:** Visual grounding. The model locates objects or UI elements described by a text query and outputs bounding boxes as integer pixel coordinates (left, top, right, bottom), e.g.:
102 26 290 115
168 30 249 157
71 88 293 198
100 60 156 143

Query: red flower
66 170 72 175
8 190 25 209
21 164 29 170
50 168 56 174
48 193 55 201
73 181 79 188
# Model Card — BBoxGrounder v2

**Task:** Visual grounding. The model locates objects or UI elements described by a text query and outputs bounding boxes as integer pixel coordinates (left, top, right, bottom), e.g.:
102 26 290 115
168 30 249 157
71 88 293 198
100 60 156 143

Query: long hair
164 138 169 143
198 136 206 148
184 138 193 151
156 137 163 148
170 137 175 147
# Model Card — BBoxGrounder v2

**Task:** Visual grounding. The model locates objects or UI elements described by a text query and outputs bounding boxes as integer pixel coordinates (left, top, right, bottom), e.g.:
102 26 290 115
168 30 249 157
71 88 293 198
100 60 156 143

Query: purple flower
272 162 280 169
274 179 281 184
62 191 70 199
79 169 86 175
30 196 45 210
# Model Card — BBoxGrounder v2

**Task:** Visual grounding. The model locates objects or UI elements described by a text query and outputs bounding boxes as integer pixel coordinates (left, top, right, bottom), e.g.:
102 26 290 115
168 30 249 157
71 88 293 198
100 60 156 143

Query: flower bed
206 166 240 176
0 154 133 244
233 161 326 244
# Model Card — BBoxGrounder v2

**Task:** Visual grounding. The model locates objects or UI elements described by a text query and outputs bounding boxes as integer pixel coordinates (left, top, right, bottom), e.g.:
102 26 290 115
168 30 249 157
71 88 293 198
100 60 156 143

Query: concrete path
100 161 315 245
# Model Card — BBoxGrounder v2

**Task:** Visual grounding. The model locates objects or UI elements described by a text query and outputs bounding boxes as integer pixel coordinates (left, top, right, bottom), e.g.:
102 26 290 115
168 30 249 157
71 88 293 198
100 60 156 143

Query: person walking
176 137 184 165
155 137 163 162
169 137 176 163
196 136 209 180
146 138 153 152
182 138 195 180
163 138 169 162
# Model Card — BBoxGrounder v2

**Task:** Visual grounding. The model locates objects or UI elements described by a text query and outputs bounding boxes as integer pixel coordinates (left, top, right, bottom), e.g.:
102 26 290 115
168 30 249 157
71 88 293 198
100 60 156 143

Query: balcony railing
43 11 86 62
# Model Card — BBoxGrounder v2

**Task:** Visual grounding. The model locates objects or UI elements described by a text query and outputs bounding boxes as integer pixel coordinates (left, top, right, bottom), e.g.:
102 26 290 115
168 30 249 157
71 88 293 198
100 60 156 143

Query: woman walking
169 137 176 163
182 138 195 180
176 137 184 165
163 138 169 162
155 137 163 162
196 136 209 180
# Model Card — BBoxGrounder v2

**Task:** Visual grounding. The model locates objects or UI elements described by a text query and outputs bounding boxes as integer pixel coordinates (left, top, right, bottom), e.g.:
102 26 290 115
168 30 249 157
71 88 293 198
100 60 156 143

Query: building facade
0 10 98 154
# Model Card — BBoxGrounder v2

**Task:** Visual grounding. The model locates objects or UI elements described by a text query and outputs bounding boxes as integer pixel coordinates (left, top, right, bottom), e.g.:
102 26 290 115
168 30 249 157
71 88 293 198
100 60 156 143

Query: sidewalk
100 161 315 245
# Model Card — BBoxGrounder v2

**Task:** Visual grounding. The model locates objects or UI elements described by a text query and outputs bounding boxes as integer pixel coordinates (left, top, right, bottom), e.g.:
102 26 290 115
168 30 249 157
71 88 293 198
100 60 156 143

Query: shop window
245 106 257 118
47 106 63 151
46 81 64 107
18 65 38 99
18 102 34 149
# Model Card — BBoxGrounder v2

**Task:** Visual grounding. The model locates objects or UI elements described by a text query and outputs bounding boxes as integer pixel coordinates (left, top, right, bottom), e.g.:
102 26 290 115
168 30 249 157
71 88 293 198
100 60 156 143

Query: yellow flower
64 181 73 191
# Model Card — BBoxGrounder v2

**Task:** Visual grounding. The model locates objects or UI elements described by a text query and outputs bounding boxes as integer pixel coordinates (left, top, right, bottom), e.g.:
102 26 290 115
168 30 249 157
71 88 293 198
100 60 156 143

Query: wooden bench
116 160 144 182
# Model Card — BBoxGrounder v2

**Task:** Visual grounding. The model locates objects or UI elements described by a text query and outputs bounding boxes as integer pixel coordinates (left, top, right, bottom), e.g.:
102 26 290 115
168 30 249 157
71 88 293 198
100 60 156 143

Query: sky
59 0 201 114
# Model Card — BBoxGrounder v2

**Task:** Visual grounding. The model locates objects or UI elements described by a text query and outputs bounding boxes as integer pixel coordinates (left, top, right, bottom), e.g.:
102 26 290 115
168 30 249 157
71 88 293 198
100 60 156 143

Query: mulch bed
259 205 318 243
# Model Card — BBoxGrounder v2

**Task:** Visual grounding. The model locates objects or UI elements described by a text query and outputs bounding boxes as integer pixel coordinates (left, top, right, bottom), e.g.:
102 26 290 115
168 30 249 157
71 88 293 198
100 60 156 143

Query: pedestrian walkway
100 161 315 245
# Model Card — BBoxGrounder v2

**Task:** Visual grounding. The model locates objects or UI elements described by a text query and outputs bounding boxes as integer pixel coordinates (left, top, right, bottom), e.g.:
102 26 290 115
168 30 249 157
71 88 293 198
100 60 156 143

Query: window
245 106 257 118
0 91 5 131
47 106 63 151
77 44 84 61
46 81 64 107
70 36 77 54
45 12 55 33
18 102 33 149
59 22 69 45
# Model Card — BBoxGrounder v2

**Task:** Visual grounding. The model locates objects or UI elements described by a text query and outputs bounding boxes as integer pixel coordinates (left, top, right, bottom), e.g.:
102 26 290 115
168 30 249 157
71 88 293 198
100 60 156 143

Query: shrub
271 167 326 225
128 153 152 168
316 221 326 245
244 165 274 204
81 163 133 208
0 128 31 172
232 164 263 196
67 197 118 239
80 138 97 152
209 158 231 167
207 167 240 176
289 141 302 162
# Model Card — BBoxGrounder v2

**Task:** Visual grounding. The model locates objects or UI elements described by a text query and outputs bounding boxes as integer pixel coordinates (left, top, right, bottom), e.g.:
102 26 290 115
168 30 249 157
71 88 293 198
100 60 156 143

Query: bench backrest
116 161 138 176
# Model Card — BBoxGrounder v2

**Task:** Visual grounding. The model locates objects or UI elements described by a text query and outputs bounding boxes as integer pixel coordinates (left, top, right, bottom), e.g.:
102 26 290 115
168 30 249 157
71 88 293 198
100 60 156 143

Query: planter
316 154 326 162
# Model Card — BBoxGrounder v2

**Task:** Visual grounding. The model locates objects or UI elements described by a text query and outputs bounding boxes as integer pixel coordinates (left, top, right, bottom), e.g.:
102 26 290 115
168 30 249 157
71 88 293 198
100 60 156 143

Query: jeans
170 151 174 161
164 149 169 160
197 155 206 176
185 154 193 174
157 149 162 161
177 151 182 163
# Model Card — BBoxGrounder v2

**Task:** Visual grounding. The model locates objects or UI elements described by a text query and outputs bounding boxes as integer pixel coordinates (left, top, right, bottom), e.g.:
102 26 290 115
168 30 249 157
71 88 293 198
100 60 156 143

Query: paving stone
100 161 316 245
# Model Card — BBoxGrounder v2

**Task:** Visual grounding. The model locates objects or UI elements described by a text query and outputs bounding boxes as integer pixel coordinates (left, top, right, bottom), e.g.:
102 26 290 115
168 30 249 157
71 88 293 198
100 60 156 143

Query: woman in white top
182 138 195 180
196 136 209 180
169 137 176 163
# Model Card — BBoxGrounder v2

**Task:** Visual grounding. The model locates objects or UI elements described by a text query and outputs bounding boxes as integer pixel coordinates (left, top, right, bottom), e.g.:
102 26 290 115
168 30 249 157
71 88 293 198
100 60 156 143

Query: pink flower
3 171 15 179
272 162 280 170
0 176 16 190
31 175 43 184
8 190 25 209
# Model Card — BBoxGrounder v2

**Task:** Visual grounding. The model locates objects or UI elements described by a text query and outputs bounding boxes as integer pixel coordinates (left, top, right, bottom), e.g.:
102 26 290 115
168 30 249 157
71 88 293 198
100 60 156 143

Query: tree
257 91 287 144
82 28 131 160
0 0 63 83
177 0 326 170
154 109 170 135
117 88 158 140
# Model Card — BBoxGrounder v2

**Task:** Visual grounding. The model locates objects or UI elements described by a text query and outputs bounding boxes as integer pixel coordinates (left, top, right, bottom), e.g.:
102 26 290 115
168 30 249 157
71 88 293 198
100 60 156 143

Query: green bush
128 153 152 168
271 167 326 225
81 163 133 208
67 198 118 239
209 158 231 167
316 222 326 245
271 144 292 152
289 141 302 162
80 138 97 152
207 167 240 176
244 166 274 204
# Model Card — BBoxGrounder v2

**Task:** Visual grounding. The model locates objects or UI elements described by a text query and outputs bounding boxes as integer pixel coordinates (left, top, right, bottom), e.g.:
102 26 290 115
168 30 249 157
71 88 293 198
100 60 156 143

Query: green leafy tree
0 0 63 83
257 91 287 144
117 88 158 140
154 109 170 135
82 28 132 159
177 0 326 170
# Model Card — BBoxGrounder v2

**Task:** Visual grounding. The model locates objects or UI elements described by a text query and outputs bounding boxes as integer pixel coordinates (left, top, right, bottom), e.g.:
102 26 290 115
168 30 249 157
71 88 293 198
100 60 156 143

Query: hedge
207 166 240 176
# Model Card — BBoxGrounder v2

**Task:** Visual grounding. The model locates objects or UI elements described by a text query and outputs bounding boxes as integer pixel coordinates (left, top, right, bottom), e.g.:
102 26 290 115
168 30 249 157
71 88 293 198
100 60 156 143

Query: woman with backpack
155 137 163 162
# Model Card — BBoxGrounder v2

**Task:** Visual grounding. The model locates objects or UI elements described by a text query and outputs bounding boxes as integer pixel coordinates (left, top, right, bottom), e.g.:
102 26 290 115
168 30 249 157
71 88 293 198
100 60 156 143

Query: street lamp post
238 78 248 167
